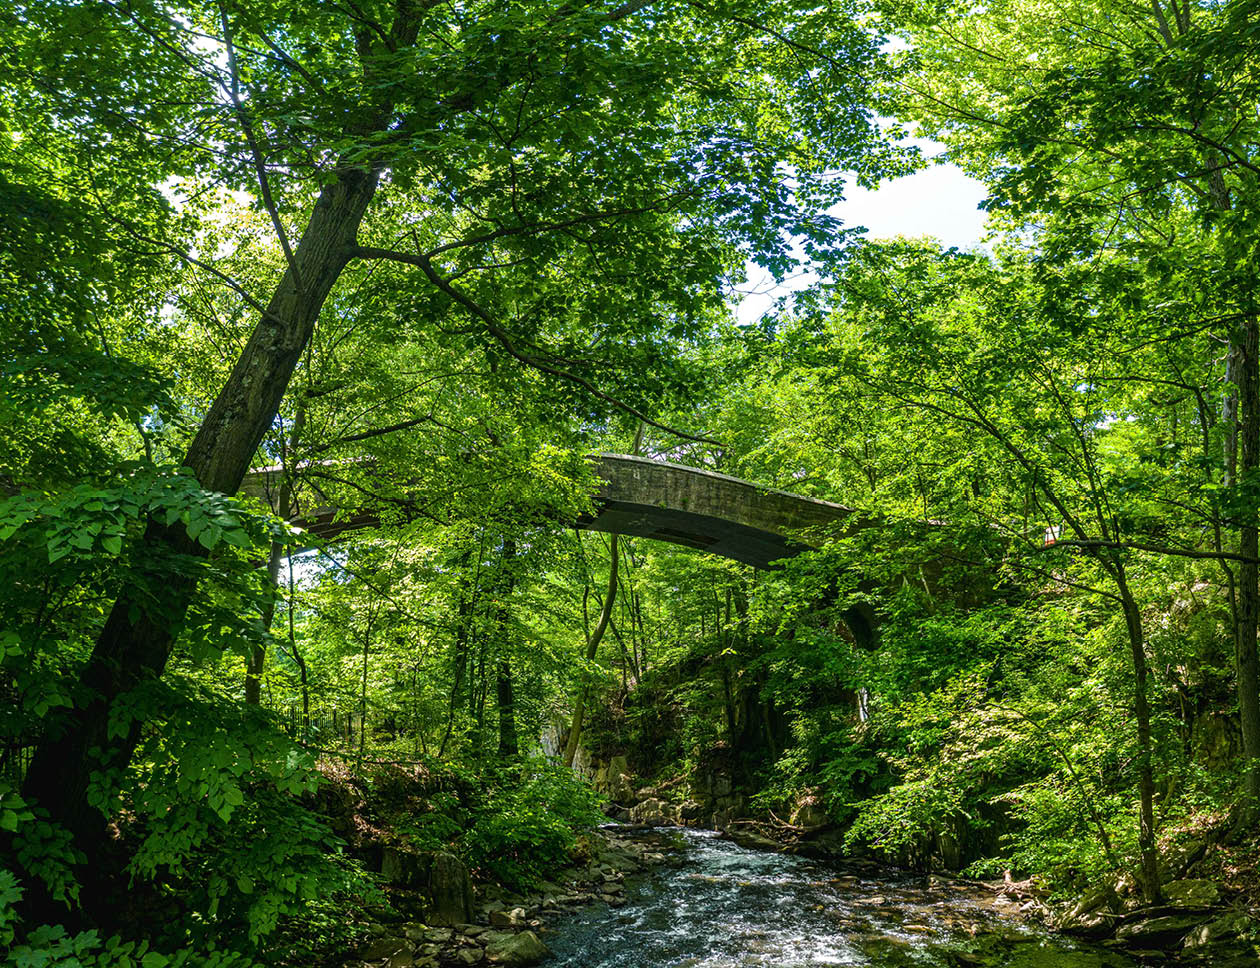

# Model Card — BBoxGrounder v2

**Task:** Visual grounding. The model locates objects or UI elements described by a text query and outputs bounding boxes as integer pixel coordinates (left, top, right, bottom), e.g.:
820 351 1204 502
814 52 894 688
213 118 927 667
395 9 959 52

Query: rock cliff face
585 750 753 833
381 848 474 925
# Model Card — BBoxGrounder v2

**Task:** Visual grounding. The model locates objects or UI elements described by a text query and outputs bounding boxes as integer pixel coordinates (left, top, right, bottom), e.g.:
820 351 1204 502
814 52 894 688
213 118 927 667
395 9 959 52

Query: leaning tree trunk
20 167 380 919
561 534 619 768
246 404 305 705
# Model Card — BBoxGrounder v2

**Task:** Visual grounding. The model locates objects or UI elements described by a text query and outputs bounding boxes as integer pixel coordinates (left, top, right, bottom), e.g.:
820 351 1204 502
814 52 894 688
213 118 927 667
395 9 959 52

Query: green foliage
1 0 1258 950
966 779 1133 892
460 759 605 892
846 779 968 856
94 679 375 948
2 925 254 968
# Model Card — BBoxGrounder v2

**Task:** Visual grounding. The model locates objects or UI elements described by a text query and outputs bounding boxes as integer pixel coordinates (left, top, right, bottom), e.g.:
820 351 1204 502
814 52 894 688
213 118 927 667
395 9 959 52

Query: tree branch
351 246 724 446
1045 538 1260 564
218 2 303 293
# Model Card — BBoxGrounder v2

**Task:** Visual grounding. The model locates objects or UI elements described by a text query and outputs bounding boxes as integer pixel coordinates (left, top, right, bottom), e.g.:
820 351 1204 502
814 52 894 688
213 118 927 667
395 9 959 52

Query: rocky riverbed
352 825 1258 968
353 824 666 967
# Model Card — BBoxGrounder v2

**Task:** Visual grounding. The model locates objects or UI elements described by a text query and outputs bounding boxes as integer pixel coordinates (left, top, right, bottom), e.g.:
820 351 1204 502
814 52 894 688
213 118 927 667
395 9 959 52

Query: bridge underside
578 500 802 568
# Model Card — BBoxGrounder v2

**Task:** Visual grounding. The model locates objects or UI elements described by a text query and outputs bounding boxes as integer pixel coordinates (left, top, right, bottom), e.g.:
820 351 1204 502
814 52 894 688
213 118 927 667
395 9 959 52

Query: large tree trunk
1233 316 1260 813
1205 144 1260 816
496 656 518 759
21 167 380 918
439 582 476 757
493 539 519 759
1115 566 1161 903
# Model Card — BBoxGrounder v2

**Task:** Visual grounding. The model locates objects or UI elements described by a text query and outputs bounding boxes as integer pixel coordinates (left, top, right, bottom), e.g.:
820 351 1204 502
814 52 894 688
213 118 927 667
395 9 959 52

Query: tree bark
1115 565 1161 903
496 656 518 759
246 539 286 706
1232 316 1260 812
493 538 519 759
246 405 305 704
439 581 476 757
286 555 309 740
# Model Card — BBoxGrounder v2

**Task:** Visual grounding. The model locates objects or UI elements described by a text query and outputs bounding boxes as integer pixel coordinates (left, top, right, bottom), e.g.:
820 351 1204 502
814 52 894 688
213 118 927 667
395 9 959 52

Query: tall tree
891 0 1260 812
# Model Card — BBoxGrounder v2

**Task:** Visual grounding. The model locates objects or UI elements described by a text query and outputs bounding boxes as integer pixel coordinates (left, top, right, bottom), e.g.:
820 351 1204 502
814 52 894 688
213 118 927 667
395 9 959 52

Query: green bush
460 759 604 891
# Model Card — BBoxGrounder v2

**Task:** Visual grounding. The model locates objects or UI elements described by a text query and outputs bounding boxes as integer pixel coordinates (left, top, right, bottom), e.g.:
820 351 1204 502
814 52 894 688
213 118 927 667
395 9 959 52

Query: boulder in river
727 828 780 852
1183 911 1251 950
359 936 411 960
679 799 707 822
1056 886 1119 938
488 907 527 927
483 929 551 966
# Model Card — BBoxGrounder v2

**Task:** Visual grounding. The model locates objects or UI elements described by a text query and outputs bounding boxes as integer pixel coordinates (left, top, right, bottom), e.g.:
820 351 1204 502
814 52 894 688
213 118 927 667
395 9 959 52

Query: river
543 829 1140 968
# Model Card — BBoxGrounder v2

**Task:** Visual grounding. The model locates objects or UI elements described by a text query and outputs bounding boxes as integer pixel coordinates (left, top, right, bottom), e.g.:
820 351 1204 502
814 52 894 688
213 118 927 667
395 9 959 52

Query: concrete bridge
244 454 859 568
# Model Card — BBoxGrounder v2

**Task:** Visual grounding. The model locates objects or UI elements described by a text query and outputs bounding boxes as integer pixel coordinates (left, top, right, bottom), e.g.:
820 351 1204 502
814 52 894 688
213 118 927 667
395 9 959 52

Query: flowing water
544 829 1140 968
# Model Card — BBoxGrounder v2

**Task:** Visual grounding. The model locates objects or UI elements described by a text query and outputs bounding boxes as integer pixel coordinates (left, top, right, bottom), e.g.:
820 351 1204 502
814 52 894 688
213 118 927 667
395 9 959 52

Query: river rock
593 757 635 803
604 770 636 804
1057 887 1118 937
381 850 473 926
1161 878 1220 909
488 907 527 927
1115 913 1205 945
790 800 830 830
679 799 707 822
1183 911 1250 949
455 950 484 965
483 929 551 966
728 828 780 852
691 768 733 799
630 798 678 825
425 857 473 927
361 937 411 960
1113 872 1138 897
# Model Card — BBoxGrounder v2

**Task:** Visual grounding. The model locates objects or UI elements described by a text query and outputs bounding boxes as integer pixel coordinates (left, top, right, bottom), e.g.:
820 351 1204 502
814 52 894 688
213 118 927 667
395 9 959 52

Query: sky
734 158 990 324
